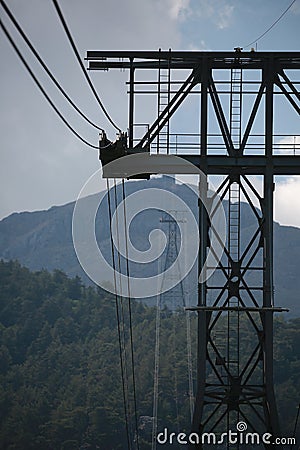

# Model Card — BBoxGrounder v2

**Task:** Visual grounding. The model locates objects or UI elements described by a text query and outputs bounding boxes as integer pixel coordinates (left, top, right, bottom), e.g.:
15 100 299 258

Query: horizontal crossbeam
101 151 300 176
185 306 288 312
87 51 300 71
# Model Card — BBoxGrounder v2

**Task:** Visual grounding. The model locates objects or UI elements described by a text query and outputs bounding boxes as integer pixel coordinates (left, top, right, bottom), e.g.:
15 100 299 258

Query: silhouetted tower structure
88 50 300 448
160 209 186 310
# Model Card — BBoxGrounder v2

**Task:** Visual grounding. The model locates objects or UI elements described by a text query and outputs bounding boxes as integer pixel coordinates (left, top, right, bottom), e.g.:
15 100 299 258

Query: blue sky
178 0 299 51
0 0 299 225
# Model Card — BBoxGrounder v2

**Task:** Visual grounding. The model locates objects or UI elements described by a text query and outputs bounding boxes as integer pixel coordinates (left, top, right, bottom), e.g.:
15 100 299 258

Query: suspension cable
0 0 102 132
0 18 98 150
185 302 194 422
121 179 140 450
174 212 194 423
152 302 160 450
152 251 162 450
172 306 181 441
106 179 131 450
52 0 121 132
243 0 297 49
292 403 300 449
107 179 141 449
112 180 134 448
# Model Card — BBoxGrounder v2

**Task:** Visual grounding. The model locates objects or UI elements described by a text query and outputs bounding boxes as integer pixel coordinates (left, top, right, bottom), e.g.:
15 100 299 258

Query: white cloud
209 174 300 229
193 0 235 29
276 135 300 155
240 174 300 229
187 40 208 50
167 0 191 20
275 177 300 228
249 137 300 228
217 4 234 29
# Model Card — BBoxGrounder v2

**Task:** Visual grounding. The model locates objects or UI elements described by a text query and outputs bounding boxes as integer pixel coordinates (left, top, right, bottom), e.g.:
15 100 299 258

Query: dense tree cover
0 260 299 449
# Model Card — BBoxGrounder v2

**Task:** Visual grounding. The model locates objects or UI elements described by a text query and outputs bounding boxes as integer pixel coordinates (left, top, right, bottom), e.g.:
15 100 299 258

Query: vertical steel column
190 58 209 448
262 57 281 441
129 58 134 149
167 49 171 154
157 49 161 154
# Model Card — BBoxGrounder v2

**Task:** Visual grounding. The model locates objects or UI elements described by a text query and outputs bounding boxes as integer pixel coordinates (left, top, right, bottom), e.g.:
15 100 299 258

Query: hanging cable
51 0 121 132
0 18 98 150
112 180 134 448
152 302 160 450
178 239 195 429
107 179 141 449
185 307 194 422
173 212 194 424
0 0 102 132
243 0 297 48
172 306 181 442
121 179 140 450
152 239 162 450
106 179 132 450
292 403 300 449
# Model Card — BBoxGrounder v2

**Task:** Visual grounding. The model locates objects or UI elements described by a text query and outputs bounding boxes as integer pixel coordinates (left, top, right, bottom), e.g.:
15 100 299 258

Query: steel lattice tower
88 51 300 449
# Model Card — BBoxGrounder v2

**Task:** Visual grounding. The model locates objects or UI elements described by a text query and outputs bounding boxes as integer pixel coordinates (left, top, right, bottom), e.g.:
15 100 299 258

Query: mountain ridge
1 178 299 316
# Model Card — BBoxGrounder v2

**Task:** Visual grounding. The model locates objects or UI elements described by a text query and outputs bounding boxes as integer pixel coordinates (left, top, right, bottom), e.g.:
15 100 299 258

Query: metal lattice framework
87 51 300 448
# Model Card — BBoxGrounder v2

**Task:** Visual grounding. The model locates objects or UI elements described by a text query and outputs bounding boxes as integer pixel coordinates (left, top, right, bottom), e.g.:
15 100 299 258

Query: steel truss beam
87 51 300 449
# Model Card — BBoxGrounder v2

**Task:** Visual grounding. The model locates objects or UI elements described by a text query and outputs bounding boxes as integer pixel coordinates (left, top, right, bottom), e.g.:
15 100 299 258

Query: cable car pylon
89 50 300 449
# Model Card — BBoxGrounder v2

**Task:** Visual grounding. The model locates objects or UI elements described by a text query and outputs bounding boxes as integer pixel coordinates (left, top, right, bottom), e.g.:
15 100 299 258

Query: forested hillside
0 260 299 449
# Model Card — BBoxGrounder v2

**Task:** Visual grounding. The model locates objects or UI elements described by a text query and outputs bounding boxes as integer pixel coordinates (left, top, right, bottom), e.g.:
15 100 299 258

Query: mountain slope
0 177 299 315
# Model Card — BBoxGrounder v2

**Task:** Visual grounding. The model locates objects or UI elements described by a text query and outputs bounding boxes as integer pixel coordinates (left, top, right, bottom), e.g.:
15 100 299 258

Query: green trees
0 260 299 448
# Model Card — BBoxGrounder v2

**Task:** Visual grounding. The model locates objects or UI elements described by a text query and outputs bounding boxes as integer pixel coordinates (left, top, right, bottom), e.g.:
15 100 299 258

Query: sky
0 0 299 226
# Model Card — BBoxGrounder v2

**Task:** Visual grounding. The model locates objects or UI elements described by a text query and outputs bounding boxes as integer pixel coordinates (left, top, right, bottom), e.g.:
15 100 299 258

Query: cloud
216 4 234 29
241 173 300 229
209 174 300 229
167 0 191 20
277 135 300 155
192 0 235 29
187 40 208 50
246 172 300 228
275 177 300 227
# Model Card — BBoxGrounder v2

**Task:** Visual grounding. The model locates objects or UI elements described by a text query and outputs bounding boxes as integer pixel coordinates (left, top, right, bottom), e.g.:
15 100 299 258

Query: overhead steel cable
51 0 121 133
121 179 140 450
0 0 102 132
243 0 297 48
185 306 194 423
152 294 161 450
112 180 134 448
0 18 98 150
172 308 181 441
106 180 132 450
292 403 300 449
108 179 140 449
